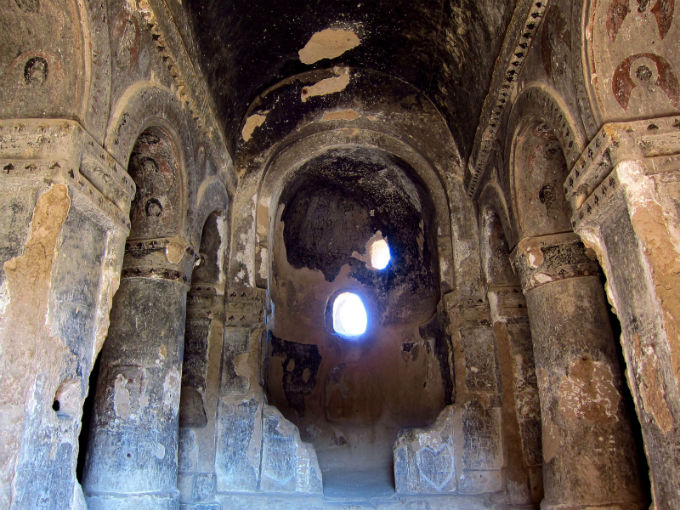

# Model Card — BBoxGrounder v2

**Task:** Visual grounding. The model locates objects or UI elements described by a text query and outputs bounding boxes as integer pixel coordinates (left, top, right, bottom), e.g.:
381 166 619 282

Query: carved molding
123 235 198 280
487 285 529 321
120 266 189 283
137 0 236 194
187 284 223 318
0 119 134 228
566 115 680 227
466 0 550 197
225 286 265 328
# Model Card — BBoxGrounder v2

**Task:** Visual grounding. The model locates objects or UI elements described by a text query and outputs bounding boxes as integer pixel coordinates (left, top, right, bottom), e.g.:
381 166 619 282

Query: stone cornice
566 116 680 227
0 119 134 229
137 0 236 195
465 0 549 197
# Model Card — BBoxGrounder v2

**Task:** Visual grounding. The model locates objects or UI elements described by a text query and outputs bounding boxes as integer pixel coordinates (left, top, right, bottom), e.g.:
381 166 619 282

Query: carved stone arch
191 176 230 251
76 0 112 141
568 0 601 138
505 85 586 238
506 85 586 170
105 82 194 240
0 0 111 131
255 126 455 293
477 182 514 251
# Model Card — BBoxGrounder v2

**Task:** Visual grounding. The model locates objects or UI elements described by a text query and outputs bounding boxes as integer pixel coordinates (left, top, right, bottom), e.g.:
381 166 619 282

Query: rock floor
208 465 499 510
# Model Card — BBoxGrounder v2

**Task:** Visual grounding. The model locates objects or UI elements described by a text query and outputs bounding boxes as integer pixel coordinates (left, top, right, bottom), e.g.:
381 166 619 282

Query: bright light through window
332 292 368 338
370 239 391 270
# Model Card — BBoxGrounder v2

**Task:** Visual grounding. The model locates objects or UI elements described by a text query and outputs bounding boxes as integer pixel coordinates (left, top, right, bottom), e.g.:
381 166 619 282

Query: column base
85 489 179 510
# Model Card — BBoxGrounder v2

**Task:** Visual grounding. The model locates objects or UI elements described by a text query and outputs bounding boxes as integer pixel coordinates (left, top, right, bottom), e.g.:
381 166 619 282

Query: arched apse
259 140 455 486
82 122 194 509
504 86 586 241
255 127 455 294
503 88 647 509
104 83 195 239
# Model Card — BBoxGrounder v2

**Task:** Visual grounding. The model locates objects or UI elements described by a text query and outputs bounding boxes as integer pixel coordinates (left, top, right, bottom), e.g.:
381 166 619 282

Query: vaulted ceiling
183 0 515 158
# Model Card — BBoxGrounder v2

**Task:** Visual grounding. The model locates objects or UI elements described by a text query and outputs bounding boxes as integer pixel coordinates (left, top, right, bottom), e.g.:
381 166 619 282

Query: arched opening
509 118 648 508
331 291 368 338
81 126 189 509
264 147 452 495
479 201 543 505
178 211 229 506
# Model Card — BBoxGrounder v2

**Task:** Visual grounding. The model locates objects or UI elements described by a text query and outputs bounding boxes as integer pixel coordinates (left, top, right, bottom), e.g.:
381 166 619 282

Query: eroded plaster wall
266 149 449 473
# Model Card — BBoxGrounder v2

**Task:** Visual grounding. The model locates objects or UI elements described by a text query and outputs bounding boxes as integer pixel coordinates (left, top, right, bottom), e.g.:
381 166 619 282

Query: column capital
510 233 600 292
122 236 198 284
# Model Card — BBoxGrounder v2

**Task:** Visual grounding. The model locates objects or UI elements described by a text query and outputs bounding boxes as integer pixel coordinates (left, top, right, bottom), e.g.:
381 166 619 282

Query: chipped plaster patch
113 374 132 419
162 368 181 412
258 247 269 282
0 279 9 315
532 273 553 285
298 28 360 65
165 237 187 264
322 109 360 122
216 214 229 289
557 357 621 424
301 68 350 102
242 112 269 142
634 334 673 433
153 442 166 459
525 243 544 268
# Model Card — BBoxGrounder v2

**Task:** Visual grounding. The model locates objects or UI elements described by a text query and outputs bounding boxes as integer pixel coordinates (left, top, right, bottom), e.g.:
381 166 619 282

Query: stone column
565 117 680 509
82 238 195 510
511 233 644 510
0 120 134 510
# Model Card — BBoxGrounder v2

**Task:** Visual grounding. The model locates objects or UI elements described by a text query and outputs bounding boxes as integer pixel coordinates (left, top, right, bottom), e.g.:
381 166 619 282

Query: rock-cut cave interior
1 0 680 509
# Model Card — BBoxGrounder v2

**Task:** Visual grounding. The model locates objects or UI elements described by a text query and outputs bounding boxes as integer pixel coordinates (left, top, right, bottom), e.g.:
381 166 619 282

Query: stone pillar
438 296 505 497
511 233 644 509
0 120 134 510
177 285 224 509
82 239 195 510
214 285 322 500
487 285 543 506
565 117 680 509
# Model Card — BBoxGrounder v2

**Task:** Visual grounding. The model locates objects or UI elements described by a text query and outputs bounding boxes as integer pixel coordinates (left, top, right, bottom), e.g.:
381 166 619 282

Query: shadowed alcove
265 147 453 495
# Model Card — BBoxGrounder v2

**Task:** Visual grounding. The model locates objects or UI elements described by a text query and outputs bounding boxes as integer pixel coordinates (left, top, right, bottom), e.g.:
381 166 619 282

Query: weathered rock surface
393 406 456 494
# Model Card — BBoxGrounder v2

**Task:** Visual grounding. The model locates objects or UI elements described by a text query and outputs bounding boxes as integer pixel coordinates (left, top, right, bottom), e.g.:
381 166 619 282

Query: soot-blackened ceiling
279 148 439 310
183 0 514 158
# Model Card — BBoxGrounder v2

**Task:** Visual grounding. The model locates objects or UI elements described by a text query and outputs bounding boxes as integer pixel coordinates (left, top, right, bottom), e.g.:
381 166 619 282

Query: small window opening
369 238 391 270
332 292 368 338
